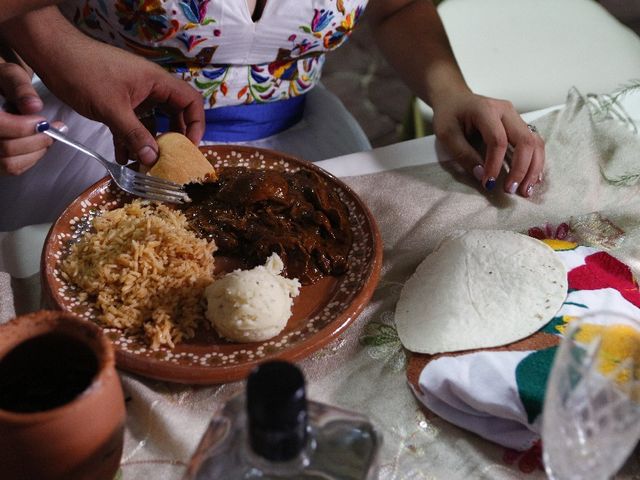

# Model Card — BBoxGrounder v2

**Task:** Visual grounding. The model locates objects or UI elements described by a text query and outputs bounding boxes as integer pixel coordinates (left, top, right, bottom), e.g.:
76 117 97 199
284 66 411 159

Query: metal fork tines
36 121 189 204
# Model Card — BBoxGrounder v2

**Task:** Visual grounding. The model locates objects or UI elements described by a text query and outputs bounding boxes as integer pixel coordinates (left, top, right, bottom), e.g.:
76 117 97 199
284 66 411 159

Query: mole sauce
181 167 352 284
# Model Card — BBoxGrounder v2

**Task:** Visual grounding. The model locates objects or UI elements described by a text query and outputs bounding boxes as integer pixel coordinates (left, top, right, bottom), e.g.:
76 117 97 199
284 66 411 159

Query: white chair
416 0 640 130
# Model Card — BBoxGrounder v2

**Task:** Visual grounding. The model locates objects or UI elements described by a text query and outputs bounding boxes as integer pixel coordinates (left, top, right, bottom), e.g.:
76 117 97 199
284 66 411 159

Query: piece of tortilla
395 230 568 354
147 132 217 185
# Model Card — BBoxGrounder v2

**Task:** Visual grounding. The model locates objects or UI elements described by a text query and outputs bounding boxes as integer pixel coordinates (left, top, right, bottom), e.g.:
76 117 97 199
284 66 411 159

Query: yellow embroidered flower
574 323 640 384
340 12 355 31
542 239 578 251
554 315 577 335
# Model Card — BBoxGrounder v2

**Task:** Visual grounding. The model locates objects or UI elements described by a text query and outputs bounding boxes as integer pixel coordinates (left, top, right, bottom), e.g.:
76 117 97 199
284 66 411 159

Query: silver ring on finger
527 123 538 134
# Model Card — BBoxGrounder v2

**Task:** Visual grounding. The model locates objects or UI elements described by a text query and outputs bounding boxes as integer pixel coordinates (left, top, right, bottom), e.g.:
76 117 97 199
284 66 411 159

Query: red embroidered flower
528 222 571 241
503 440 544 473
568 251 640 308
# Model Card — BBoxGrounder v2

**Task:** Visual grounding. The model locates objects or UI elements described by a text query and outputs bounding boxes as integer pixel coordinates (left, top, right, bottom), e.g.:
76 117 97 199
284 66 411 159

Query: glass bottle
184 361 381 479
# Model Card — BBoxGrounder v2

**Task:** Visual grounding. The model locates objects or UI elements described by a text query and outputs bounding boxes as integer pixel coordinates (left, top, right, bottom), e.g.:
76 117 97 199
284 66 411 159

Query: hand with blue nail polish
0 8 205 167
370 0 546 199
0 58 66 176
429 89 545 198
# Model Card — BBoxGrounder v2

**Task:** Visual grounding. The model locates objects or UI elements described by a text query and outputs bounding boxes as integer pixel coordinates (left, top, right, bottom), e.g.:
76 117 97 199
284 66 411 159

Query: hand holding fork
36 121 189 204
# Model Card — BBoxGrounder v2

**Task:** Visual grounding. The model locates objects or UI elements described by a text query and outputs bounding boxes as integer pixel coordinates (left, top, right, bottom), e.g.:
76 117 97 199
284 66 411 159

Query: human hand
367 0 544 196
431 91 544 197
0 61 66 176
37 40 205 166
1 7 205 166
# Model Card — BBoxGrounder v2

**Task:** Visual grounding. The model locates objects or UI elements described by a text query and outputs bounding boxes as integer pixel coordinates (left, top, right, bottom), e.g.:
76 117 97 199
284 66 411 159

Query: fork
35 121 189 204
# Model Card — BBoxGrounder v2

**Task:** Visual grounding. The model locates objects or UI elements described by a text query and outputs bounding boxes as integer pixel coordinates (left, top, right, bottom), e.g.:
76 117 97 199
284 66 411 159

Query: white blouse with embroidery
60 0 368 108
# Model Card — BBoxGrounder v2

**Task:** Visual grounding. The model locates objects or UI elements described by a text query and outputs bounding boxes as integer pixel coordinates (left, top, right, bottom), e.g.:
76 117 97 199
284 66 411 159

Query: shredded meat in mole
181 167 352 284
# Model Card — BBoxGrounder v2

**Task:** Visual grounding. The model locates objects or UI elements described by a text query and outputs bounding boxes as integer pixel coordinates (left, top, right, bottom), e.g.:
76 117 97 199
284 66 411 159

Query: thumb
0 63 43 114
107 108 158 166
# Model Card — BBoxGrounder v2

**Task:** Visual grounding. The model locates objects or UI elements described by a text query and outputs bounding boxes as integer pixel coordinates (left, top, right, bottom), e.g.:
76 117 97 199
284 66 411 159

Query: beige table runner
2 88 640 479
302 88 640 478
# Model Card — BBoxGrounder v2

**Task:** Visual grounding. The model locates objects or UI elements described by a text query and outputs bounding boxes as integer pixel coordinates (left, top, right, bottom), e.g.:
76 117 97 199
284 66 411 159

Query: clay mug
0 310 125 480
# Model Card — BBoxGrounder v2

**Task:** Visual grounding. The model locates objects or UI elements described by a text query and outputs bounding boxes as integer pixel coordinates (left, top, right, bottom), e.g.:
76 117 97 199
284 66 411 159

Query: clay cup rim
0 310 116 423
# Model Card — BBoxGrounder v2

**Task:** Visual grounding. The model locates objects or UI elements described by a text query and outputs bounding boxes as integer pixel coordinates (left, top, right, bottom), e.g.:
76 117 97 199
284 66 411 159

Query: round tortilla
395 230 568 354
148 132 217 185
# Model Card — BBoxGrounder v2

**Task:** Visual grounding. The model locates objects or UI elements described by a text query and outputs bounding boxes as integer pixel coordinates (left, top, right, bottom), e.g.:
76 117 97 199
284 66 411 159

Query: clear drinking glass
542 311 640 480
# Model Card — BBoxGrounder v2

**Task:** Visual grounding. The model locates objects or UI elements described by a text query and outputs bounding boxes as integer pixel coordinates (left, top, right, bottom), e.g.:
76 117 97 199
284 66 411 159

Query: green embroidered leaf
360 321 405 372
194 79 220 89
361 336 388 347
360 321 400 347
540 316 566 335
202 18 216 25
587 82 639 134
612 79 640 100
602 171 640 187
562 301 588 308
515 347 558 424
299 25 312 33
367 346 406 372
251 83 271 93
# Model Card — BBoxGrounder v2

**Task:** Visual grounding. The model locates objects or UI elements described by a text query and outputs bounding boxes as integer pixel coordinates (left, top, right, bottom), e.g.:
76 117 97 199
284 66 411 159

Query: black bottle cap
247 361 308 462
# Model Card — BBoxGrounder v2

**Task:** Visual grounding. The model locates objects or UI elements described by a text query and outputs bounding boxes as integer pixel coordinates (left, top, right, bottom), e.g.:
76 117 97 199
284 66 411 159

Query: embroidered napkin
411 239 640 451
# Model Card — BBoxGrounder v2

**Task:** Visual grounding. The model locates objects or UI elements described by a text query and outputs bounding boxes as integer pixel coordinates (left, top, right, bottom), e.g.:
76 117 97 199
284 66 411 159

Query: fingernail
472 164 484 181
485 177 496 191
19 95 43 109
137 145 157 165
507 181 519 194
526 184 534 197
538 172 544 183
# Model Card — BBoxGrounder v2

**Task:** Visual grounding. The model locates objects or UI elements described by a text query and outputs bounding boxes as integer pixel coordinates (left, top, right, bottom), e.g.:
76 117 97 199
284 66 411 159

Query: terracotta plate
41 146 382 384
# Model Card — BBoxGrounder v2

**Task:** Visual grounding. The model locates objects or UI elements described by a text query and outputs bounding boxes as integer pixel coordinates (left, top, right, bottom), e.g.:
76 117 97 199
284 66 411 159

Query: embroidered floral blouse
60 0 368 108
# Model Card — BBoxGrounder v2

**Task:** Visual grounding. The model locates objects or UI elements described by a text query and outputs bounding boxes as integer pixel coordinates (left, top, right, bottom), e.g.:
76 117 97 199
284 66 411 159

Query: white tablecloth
3 89 640 479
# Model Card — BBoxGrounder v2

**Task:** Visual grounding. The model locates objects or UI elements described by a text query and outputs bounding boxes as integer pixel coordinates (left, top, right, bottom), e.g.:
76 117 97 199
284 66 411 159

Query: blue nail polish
485 177 496 191
35 121 50 133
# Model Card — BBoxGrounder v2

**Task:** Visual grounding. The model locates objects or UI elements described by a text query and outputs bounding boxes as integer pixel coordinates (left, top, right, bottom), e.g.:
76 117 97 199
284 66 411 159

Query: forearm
0 1 63 23
0 7 92 89
368 0 470 110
